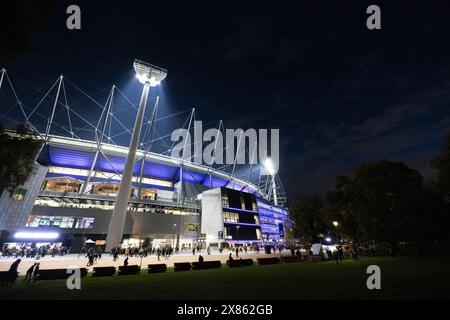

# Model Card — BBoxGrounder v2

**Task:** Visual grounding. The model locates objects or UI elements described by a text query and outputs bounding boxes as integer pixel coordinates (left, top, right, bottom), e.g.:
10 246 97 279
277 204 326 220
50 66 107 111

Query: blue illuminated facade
257 199 289 242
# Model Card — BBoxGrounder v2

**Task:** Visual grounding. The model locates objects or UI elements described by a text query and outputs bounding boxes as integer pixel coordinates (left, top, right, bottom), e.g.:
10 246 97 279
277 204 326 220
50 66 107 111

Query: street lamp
236 225 240 243
332 221 340 243
105 59 167 252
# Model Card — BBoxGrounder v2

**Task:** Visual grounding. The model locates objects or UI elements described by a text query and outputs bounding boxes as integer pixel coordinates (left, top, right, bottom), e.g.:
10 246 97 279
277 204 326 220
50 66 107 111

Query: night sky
2 0 450 201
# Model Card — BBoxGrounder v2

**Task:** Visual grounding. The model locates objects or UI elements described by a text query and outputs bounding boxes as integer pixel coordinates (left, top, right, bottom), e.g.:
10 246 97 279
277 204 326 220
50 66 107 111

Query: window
256 228 262 240
184 223 199 232
252 200 258 212
224 227 232 239
254 215 260 225
25 215 87 229
222 193 229 207
11 188 27 201
223 211 239 223
240 196 246 210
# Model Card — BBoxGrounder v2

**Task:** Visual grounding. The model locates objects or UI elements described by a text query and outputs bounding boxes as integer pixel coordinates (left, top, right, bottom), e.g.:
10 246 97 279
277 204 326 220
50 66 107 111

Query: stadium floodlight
263 157 279 205
325 237 332 243
263 158 276 176
133 59 167 86
105 59 167 252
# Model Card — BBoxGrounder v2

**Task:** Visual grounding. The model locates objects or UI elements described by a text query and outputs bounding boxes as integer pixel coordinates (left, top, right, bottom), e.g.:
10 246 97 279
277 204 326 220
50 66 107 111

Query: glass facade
257 199 289 241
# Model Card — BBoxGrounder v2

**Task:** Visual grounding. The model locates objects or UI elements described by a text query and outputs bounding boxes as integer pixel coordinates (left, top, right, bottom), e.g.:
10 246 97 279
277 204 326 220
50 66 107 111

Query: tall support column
178 165 184 203
45 76 63 140
34 75 63 162
138 96 159 199
0 68 5 91
105 82 150 251
271 175 278 206
81 86 114 194
177 109 194 203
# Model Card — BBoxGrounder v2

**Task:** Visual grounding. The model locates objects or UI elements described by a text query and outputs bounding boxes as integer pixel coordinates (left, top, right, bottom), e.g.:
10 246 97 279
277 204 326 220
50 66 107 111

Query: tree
328 161 437 255
289 196 330 246
431 133 450 201
0 123 43 195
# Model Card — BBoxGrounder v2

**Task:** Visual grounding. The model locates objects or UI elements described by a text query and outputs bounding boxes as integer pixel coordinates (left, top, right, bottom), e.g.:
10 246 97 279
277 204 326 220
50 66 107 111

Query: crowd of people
1 244 70 259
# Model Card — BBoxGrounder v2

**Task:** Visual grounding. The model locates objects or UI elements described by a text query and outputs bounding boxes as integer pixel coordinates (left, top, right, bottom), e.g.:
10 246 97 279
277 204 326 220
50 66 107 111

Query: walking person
24 263 37 282
32 263 40 281
7 259 21 284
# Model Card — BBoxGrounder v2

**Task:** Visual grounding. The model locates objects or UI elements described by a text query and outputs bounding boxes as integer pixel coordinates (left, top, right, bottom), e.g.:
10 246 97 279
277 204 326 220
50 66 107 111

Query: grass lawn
0 256 449 300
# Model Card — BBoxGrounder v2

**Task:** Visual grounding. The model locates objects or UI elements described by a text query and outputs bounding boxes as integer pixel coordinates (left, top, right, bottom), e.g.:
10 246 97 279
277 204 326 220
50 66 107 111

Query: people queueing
198 255 204 262
124 256 129 266
235 247 239 258
192 247 196 255
228 253 233 263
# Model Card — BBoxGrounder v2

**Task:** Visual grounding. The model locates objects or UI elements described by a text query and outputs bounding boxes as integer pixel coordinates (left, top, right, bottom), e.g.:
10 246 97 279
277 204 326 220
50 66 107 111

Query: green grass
1 257 449 299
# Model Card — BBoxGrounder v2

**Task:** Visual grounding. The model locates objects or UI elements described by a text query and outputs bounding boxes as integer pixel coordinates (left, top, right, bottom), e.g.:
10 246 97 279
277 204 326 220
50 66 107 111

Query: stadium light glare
263 158 276 176
325 237 332 243
14 231 59 240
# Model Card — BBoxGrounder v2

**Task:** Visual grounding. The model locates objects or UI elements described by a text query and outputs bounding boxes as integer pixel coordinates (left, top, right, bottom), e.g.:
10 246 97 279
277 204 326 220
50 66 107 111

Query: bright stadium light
333 221 339 227
14 231 59 240
263 158 276 176
263 157 278 205
133 59 167 86
325 237 332 243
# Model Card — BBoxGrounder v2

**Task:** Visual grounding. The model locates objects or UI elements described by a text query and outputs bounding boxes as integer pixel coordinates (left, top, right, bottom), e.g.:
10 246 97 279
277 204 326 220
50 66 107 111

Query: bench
37 268 87 280
281 256 302 263
147 264 167 273
92 266 116 277
191 260 221 270
256 257 280 265
174 262 191 272
0 271 18 285
226 258 254 267
117 265 140 275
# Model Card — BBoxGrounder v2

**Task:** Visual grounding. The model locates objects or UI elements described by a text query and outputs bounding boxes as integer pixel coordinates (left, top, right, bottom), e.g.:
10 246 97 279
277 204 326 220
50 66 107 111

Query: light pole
173 223 177 248
333 221 339 244
105 60 167 252
263 158 278 205
236 225 240 245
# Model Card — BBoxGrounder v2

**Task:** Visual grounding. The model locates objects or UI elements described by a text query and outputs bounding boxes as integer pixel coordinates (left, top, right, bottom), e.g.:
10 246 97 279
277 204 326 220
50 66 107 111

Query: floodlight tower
105 60 167 252
263 158 278 206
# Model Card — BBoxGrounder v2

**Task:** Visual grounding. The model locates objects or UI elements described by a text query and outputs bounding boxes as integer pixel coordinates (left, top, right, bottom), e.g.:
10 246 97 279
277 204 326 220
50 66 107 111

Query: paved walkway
0 251 289 274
